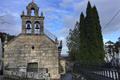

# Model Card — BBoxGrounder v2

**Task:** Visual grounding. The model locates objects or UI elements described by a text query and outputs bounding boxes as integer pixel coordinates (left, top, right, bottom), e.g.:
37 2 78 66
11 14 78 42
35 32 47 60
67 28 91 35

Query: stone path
62 73 73 80
0 75 3 80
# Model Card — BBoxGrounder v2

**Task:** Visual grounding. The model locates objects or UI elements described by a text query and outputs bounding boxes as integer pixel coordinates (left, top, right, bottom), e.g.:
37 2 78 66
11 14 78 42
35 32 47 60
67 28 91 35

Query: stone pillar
35 9 39 16
32 22 34 34
21 17 26 34
40 19 44 35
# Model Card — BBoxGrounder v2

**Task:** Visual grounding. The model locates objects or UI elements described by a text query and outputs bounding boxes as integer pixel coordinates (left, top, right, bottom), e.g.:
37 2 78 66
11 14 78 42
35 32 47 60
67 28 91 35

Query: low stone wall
4 70 50 80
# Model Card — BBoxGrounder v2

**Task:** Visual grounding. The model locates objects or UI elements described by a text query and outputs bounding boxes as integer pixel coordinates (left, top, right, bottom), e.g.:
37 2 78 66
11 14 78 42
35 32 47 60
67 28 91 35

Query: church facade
4 2 62 80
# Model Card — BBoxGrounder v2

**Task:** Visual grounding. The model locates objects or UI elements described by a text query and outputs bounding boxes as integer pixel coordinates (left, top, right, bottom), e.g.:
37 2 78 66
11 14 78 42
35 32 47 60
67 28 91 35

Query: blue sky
0 0 120 55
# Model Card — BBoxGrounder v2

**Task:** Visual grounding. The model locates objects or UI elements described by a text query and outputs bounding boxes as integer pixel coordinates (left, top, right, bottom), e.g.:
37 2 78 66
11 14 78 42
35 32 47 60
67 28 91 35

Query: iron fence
73 63 120 80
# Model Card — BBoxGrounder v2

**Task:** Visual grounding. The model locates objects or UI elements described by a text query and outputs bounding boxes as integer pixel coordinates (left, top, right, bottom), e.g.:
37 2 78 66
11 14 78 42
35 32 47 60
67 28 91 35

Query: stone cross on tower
32 0 34 2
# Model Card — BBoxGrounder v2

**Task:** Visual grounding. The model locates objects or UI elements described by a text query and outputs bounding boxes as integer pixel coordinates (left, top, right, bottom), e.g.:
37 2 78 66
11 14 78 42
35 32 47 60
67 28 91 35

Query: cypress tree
67 1 105 64
85 1 96 63
79 2 105 64
92 6 105 63
79 12 88 62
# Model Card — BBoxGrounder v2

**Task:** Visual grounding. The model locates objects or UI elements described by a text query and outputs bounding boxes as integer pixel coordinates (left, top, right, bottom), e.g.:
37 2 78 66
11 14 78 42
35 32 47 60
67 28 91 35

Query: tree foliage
67 1 105 64
67 22 80 61
0 32 15 43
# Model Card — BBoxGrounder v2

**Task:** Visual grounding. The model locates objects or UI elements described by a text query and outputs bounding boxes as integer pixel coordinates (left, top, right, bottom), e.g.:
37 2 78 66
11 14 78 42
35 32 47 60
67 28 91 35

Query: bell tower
21 1 44 35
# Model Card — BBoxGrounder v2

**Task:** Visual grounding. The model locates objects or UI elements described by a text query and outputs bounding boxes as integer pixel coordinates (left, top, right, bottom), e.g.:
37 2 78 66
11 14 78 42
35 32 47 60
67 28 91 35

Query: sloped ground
61 72 73 80
0 75 3 80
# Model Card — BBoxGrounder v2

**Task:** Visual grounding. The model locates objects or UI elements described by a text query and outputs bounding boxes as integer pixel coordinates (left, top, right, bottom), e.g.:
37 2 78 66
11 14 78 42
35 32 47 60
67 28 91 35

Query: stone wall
4 34 60 79
60 59 66 75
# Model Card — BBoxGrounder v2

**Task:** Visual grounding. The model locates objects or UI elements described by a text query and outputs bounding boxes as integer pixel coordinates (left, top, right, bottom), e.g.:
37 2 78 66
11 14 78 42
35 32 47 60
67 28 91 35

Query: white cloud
57 0 120 55
1 0 120 55
60 0 120 35
59 0 74 8
0 13 20 35
73 0 120 35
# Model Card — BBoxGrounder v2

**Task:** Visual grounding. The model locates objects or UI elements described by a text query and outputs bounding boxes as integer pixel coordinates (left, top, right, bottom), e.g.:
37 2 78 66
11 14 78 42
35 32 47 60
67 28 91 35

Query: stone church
4 1 62 80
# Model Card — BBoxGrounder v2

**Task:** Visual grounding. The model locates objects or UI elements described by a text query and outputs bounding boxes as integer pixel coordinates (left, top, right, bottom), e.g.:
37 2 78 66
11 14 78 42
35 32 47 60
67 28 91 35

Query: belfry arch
26 2 39 16
34 21 40 34
21 1 44 35
26 21 32 34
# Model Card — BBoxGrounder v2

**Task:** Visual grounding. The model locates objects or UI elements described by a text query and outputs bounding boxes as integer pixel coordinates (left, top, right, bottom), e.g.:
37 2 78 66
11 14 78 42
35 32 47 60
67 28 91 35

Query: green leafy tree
67 22 80 61
0 32 15 43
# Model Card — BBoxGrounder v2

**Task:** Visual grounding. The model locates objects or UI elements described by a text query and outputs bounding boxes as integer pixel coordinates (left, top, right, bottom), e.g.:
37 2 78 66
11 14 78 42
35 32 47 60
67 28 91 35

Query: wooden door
27 62 38 72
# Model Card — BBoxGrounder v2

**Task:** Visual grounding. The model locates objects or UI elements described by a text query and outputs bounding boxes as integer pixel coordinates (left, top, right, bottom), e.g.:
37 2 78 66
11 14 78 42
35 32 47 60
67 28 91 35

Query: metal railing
44 29 57 42
73 63 120 80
